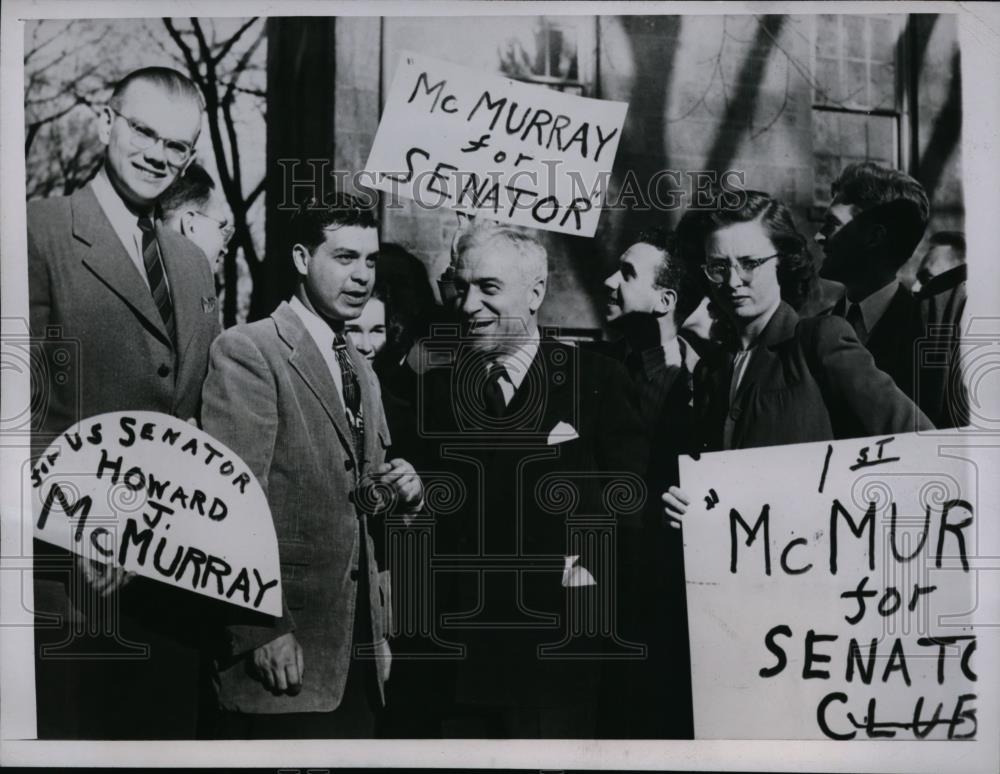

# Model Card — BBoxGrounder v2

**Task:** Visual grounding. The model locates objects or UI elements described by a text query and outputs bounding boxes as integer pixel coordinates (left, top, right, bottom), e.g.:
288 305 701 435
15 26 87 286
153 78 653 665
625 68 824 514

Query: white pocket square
561 555 597 588
547 421 579 445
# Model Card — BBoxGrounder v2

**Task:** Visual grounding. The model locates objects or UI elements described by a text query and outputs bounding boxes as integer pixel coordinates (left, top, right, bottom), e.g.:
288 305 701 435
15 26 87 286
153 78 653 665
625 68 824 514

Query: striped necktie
137 215 176 346
333 331 364 464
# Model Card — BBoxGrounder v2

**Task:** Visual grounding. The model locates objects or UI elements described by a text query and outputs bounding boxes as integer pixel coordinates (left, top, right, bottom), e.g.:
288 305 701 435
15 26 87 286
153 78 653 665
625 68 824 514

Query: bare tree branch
245 176 266 207
24 20 76 64
212 17 259 66
163 18 204 88
223 26 266 106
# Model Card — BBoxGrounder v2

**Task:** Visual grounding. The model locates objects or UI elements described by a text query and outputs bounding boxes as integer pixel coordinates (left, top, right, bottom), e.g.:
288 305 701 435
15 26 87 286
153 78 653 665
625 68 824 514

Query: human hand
376 458 424 512
77 555 134 597
252 631 304 694
661 486 691 529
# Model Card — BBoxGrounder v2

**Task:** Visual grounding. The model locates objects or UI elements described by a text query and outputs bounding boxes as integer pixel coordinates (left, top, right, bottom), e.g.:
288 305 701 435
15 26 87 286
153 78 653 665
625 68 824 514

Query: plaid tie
333 332 364 463
137 215 176 346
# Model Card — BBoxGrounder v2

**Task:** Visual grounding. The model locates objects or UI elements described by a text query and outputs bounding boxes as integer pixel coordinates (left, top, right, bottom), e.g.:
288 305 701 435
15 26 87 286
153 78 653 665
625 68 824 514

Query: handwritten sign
365 52 628 236
679 433 977 740
31 412 282 616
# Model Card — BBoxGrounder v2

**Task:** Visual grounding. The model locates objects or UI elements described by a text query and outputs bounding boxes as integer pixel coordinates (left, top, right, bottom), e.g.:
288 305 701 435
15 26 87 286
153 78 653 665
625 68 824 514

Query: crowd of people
28 67 969 740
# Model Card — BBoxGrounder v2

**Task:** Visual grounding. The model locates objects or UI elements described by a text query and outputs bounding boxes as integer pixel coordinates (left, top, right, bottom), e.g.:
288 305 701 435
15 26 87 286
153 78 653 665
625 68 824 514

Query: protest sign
31 411 282 616
679 432 978 740
364 52 628 237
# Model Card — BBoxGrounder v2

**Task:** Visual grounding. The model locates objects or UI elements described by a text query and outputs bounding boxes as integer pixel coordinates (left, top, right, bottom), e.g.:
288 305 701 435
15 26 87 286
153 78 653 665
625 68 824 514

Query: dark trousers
210 542 381 739
442 701 598 739
34 607 201 739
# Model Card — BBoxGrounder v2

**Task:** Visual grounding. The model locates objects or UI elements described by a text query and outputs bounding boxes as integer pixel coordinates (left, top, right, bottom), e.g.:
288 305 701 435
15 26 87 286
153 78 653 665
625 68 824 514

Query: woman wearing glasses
662 190 932 519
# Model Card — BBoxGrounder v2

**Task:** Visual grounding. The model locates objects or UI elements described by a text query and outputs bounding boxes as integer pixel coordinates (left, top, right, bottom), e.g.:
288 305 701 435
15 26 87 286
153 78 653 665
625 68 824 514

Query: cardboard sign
365 52 628 236
679 432 978 740
31 411 282 616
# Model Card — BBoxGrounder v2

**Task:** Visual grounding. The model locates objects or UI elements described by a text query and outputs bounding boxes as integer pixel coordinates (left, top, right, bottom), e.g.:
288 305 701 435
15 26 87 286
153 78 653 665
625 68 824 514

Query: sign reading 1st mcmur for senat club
365 52 628 237
31 411 282 616
679 432 978 740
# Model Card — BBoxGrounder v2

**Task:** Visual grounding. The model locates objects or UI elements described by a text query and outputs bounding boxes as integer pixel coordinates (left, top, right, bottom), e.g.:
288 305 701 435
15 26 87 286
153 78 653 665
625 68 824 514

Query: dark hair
370 243 438 369
830 162 930 226
929 230 966 254
289 193 379 254
159 162 215 216
676 190 816 311
630 226 703 324
110 66 203 112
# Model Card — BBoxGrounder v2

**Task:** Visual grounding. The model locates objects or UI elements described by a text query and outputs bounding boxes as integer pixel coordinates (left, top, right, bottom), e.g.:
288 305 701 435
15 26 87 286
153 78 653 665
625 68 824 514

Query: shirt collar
493 328 540 391
289 295 338 354
90 168 144 245
855 280 899 332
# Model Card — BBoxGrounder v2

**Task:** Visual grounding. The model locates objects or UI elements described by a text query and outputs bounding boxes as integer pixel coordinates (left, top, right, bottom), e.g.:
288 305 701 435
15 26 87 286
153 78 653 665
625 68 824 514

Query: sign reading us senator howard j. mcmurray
365 52 628 237
679 432 978 740
31 411 281 616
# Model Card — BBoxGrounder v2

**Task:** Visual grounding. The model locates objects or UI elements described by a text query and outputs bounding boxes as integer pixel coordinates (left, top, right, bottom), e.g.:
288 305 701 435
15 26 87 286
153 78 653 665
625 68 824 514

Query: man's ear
97 106 114 146
527 275 547 314
291 243 311 277
179 210 198 238
865 222 888 251
654 287 677 317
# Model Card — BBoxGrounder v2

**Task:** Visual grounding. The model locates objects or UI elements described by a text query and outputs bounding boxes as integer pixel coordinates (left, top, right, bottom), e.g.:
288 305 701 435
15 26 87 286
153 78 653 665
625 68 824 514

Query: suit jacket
415 337 649 710
200 301 393 714
28 184 220 456
827 282 966 428
695 302 933 452
588 335 695 738
28 184 221 622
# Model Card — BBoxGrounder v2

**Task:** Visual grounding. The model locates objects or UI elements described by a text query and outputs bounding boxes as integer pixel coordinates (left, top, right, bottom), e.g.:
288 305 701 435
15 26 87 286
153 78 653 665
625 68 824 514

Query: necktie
845 302 868 343
137 215 176 346
482 362 509 418
333 332 364 463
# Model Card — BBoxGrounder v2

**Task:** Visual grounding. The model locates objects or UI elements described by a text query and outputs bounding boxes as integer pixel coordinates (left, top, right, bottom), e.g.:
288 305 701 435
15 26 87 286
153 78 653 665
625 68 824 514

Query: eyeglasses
702 254 779 284
194 211 235 245
110 107 195 167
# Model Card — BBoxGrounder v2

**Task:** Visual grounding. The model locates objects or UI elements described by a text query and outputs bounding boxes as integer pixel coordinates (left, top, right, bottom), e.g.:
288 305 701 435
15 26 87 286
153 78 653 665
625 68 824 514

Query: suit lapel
72 185 171 347
728 302 799 447
506 338 566 427
866 285 913 357
158 226 201 362
274 303 357 462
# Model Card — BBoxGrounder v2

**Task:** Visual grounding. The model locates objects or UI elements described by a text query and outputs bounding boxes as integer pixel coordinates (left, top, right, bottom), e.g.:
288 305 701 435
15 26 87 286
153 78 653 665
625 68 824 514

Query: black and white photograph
1 1 998 771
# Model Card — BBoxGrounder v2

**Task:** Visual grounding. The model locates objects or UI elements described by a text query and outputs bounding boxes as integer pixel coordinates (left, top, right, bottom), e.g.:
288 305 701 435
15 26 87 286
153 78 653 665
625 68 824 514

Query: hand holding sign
77 554 133 597
679 432 979 740
31 411 282 616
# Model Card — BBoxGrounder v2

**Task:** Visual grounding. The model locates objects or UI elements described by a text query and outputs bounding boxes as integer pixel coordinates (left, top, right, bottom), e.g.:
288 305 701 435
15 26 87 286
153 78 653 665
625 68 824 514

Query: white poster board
365 52 628 237
679 432 978 740
31 411 282 616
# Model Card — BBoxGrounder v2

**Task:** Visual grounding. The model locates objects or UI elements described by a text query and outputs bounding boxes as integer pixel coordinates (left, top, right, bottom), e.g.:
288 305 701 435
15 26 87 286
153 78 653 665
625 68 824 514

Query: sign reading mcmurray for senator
679 432 979 740
365 52 628 237
31 411 282 616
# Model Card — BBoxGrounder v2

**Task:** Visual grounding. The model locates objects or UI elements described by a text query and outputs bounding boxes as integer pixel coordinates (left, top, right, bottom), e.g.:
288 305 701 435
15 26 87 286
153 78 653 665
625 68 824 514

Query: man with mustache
28 66 221 738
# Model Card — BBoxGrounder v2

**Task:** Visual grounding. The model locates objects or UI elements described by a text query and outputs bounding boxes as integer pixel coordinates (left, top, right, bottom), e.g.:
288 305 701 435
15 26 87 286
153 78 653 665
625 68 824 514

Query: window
497 17 597 96
811 14 907 208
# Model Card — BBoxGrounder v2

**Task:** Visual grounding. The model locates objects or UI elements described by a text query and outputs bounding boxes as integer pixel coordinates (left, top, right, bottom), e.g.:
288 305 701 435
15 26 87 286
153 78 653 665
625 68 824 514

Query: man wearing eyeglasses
28 67 221 739
161 161 235 274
